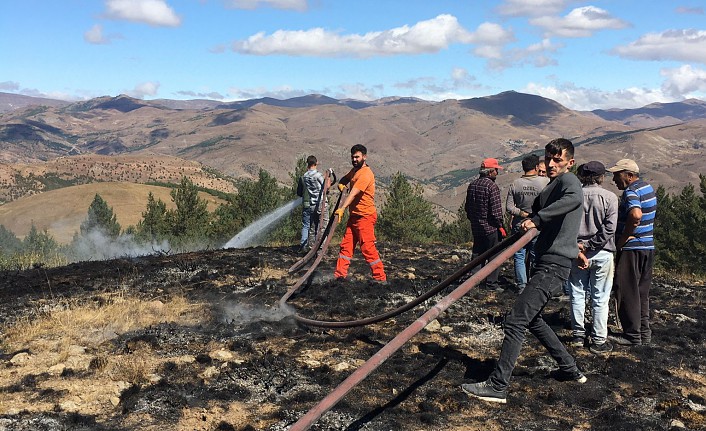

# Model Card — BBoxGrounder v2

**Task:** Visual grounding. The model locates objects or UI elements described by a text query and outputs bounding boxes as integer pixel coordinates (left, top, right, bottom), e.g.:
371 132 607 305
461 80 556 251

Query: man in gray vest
296 155 325 253
505 154 549 293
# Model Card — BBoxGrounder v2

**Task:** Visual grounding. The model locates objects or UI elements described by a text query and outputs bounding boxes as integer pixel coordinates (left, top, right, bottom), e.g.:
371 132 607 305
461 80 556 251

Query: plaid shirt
465 176 503 238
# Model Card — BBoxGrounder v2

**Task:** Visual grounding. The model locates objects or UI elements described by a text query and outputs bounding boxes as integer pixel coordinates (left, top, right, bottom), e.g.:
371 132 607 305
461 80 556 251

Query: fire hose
286 228 538 431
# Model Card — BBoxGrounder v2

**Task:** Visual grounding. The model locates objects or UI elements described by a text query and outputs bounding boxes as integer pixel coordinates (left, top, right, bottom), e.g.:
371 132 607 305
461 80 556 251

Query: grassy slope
0 182 225 244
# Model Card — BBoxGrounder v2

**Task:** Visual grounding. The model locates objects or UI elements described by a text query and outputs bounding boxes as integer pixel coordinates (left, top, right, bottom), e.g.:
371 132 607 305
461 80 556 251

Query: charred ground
0 243 704 430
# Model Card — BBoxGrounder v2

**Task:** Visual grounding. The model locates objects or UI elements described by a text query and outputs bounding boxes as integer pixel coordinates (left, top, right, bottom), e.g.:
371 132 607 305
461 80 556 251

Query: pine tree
23 223 58 256
80 194 121 238
438 203 473 244
167 177 210 241
0 224 22 254
136 192 169 242
378 172 438 243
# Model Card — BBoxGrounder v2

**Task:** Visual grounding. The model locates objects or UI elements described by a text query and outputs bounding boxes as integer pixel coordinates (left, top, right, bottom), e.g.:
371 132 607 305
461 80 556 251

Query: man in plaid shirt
465 158 506 290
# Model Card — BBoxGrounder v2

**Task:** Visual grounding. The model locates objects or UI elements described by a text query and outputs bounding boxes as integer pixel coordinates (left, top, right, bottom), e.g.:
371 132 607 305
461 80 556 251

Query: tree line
0 160 703 277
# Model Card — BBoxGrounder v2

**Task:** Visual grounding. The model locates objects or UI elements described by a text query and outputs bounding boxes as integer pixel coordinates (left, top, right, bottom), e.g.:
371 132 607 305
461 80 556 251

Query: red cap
481 158 503 170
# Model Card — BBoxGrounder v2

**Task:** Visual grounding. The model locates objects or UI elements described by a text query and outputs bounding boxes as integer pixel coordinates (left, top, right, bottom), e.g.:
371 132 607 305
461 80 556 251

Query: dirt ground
0 243 704 430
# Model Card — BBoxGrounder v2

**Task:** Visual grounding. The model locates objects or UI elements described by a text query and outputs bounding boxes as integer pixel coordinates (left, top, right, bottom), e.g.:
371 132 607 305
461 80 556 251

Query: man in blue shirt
607 159 657 346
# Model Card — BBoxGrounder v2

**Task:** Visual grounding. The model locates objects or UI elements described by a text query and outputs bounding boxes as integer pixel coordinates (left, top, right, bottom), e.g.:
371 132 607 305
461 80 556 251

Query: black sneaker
589 341 613 355
461 380 507 404
609 334 640 346
549 369 588 383
568 336 585 347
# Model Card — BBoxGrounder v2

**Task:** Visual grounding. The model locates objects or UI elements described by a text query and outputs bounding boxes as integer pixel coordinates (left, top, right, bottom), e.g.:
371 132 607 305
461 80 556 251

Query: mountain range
1 90 705 219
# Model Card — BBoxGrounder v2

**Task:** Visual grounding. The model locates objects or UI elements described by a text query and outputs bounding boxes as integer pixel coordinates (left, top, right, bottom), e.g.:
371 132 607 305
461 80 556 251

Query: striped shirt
617 179 656 250
465 176 503 238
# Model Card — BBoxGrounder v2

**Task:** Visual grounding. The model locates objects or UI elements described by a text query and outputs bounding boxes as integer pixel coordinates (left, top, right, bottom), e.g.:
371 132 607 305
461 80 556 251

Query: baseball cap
481 158 503 170
578 161 606 176
606 159 639 173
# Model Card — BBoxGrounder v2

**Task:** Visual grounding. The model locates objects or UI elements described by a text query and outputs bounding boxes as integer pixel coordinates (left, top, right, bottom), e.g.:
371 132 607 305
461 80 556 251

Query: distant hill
460 90 569 126
0 182 225 244
0 92 70 113
591 99 706 127
0 90 704 217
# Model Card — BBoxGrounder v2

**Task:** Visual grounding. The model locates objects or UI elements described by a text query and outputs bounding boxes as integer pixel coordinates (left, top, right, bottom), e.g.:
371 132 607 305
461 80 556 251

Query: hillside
0 91 704 217
0 182 225 244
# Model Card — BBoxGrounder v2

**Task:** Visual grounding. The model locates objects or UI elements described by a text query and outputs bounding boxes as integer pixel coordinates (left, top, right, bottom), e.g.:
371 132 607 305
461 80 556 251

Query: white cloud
227 85 310 100
84 24 110 44
128 81 160 98
497 0 578 17
661 64 706 98
530 6 629 38
522 81 672 111
675 6 704 15
613 29 706 63
104 0 181 27
225 0 307 11
487 38 562 70
232 14 475 57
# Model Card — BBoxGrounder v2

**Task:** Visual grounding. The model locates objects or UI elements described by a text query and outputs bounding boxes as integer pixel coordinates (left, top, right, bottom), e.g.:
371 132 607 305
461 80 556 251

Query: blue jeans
489 262 580 391
513 236 537 292
568 250 615 344
300 207 314 247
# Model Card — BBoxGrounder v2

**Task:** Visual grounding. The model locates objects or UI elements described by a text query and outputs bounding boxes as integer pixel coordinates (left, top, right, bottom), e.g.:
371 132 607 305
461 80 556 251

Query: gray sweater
530 172 583 268
577 184 618 255
506 175 549 226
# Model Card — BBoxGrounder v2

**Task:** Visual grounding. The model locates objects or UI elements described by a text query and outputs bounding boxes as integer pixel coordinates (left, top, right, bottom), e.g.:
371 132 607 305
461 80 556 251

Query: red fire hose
286 228 538 431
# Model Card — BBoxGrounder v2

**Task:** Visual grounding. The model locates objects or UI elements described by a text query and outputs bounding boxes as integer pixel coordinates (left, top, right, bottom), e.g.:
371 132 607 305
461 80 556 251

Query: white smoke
71 228 171 261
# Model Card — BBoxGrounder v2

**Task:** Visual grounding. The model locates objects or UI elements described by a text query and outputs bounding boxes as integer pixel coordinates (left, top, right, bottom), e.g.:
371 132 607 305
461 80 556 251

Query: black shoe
608 334 640 346
369 279 389 286
461 380 507 404
549 369 588 383
589 341 613 355
568 336 585 347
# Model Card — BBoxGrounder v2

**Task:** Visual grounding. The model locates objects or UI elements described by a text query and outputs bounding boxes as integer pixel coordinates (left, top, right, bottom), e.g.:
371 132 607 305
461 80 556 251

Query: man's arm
617 207 642 249
489 184 503 228
530 178 581 229
505 184 521 217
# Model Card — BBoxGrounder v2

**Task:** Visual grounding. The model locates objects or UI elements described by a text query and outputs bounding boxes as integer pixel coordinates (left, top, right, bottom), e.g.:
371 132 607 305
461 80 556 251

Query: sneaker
608 334 640 346
549 369 588 383
461 380 507 404
568 336 585 347
589 341 613 355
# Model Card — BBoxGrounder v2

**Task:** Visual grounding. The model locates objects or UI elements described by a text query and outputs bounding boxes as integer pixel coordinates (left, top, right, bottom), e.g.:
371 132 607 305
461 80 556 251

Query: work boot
608 334 640 346
461 380 507 404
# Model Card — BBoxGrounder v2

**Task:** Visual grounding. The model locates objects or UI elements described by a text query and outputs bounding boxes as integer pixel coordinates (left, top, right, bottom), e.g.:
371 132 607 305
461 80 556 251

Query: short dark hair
351 144 367 155
306 155 317 167
521 154 540 172
545 138 574 159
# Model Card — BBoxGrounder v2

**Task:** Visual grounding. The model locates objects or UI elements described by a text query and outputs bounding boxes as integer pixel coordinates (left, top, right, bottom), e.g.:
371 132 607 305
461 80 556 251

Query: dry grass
3 294 207 352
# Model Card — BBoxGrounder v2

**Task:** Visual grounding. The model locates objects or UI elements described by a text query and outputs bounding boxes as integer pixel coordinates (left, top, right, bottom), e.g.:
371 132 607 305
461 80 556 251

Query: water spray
223 197 302 249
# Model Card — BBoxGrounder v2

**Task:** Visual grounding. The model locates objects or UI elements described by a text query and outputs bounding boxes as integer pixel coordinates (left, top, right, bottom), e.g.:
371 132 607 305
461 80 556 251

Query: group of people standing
462 138 657 404
297 139 656 405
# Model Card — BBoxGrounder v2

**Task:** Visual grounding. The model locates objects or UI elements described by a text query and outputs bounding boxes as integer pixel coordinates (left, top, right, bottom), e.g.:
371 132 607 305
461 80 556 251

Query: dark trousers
615 249 654 343
489 262 579 390
472 230 501 288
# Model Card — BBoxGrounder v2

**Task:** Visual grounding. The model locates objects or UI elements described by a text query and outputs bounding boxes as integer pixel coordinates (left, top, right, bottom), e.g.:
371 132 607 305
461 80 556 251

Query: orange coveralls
334 165 386 281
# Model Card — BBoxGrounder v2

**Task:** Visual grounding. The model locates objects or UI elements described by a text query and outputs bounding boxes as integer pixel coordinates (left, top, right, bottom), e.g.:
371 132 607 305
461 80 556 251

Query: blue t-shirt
617 179 656 250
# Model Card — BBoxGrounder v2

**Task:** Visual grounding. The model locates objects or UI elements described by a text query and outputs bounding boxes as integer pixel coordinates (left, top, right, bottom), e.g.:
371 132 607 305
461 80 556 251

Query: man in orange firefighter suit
333 144 387 282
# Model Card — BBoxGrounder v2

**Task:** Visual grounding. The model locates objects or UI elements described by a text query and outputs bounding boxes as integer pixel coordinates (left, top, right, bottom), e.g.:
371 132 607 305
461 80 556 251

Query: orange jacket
341 165 376 217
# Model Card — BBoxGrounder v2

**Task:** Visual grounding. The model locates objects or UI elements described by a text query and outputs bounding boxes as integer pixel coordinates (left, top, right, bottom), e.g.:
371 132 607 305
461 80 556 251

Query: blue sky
1 0 705 110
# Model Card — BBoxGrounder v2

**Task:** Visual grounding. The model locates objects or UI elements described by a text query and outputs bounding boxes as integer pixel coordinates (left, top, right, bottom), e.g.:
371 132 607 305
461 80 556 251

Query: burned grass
0 243 704 430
